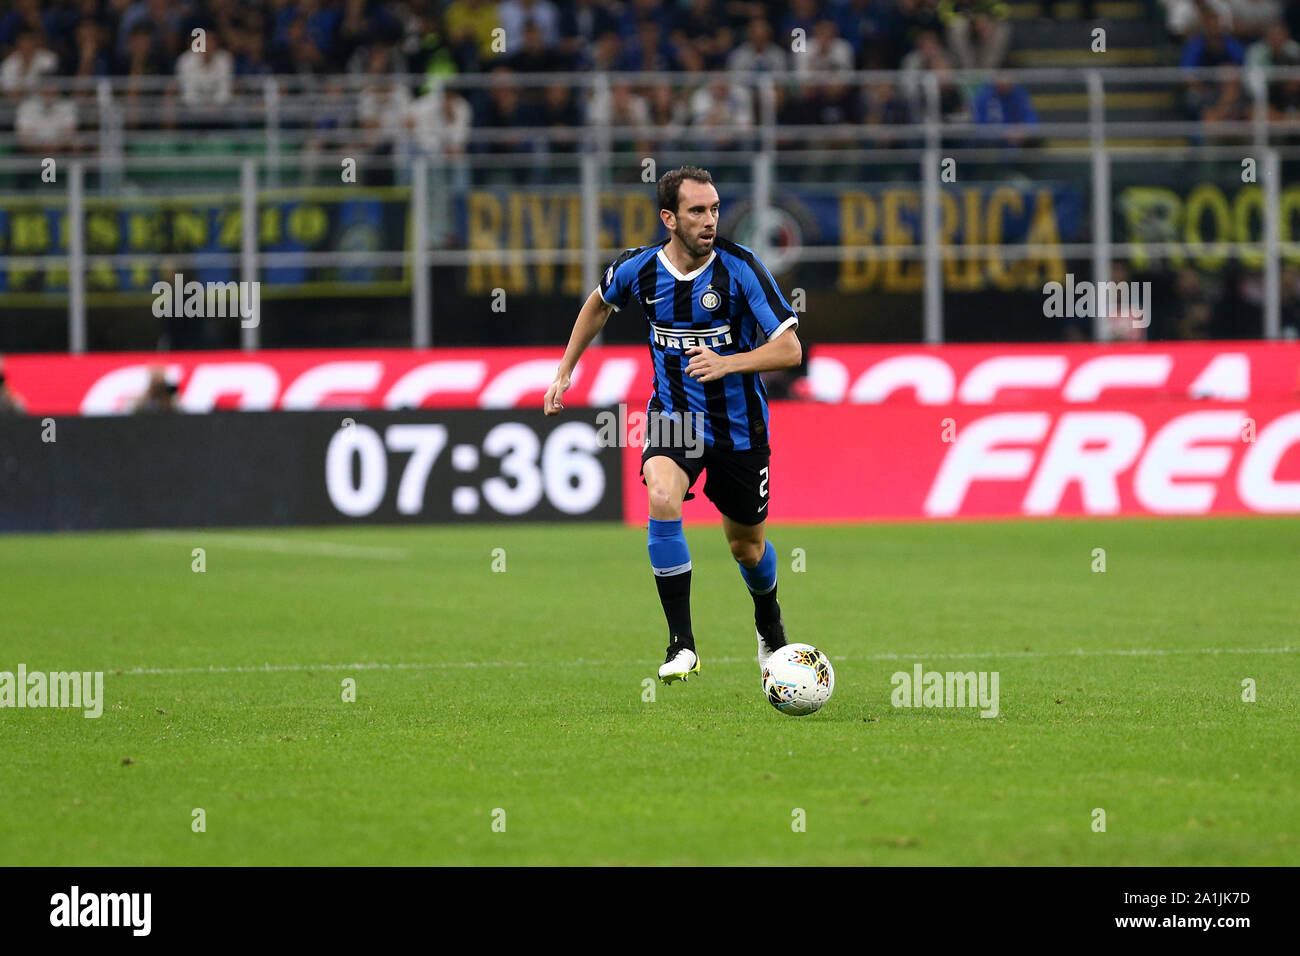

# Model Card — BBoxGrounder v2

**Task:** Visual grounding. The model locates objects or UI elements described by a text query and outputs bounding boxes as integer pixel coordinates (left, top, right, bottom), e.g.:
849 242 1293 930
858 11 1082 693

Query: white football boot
658 644 700 684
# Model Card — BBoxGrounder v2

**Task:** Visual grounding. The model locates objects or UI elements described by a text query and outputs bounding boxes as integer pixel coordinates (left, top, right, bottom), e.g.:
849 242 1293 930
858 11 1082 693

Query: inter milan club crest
699 289 721 311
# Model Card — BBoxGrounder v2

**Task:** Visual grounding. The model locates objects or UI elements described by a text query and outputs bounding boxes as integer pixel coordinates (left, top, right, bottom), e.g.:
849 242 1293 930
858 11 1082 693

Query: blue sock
648 518 693 645
648 517 691 575
739 540 777 593
739 540 780 626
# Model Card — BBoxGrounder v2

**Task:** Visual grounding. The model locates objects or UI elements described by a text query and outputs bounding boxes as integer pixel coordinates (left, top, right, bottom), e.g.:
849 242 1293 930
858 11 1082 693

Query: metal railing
2 67 1299 349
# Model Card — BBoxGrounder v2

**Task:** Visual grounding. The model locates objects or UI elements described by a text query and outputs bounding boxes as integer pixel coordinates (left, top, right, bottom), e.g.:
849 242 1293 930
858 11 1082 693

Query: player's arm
544 288 615 415
688 251 802 382
686 327 801 382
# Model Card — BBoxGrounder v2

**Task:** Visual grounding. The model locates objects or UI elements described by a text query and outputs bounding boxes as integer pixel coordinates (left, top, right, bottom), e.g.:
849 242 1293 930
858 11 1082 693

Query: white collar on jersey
656 247 716 282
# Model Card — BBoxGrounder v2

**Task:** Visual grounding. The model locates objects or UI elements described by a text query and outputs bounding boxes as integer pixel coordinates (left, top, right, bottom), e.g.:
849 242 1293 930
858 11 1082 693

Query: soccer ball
762 643 834 716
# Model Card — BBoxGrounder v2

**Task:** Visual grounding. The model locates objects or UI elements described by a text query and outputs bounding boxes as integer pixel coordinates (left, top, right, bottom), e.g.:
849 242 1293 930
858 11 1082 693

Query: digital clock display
323 412 618 522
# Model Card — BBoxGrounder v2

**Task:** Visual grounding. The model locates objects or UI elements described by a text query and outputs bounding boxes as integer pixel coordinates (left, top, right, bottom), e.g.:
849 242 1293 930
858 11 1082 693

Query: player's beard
674 223 713 259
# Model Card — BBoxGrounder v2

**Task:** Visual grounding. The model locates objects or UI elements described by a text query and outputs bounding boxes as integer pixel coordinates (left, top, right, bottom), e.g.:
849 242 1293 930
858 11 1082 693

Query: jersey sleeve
739 252 799 340
596 249 638 312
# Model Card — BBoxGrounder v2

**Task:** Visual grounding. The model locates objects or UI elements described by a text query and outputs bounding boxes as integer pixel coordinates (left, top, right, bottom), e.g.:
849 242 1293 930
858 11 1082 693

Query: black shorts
640 440 772 526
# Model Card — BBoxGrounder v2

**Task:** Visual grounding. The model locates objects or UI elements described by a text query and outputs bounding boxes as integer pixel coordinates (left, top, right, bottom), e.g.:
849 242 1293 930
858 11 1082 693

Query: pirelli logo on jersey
650 322 733 351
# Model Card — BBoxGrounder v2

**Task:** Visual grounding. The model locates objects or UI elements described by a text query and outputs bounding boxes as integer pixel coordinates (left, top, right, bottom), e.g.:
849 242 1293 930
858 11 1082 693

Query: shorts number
759 466 769 498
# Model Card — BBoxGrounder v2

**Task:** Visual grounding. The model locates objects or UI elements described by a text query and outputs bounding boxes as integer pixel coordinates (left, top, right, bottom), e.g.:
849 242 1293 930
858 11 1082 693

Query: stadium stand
1 1 1299 349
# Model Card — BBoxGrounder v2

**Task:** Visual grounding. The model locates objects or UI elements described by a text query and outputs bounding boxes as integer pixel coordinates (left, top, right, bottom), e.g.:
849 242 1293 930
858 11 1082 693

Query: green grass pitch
1 517 1296 866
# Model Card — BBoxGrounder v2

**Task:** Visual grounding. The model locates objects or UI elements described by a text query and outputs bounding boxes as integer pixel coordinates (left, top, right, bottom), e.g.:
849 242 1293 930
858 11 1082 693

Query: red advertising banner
7 343 1299 521
621 400 1300 522
5 342 1299 415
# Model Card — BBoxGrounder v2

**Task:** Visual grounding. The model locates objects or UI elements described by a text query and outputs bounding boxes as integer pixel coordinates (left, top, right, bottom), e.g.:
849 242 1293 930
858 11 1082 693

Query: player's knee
647 484 682 519
729 536 764 566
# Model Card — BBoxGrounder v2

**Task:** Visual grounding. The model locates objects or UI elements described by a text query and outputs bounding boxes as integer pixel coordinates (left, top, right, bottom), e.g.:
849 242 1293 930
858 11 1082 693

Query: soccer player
543 165 803 684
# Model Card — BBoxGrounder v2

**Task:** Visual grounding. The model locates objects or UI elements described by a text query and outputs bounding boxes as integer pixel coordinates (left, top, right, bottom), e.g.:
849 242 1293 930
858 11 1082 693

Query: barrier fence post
412 155 431 349
922 72 943 345
754 76 776 266
240 158 259 351
582 149 601 346
752 151 772 265
1251 64 1267 149
264 78 281 189
1264 148 1280 340
68 161 86 354
1088 70 1111 342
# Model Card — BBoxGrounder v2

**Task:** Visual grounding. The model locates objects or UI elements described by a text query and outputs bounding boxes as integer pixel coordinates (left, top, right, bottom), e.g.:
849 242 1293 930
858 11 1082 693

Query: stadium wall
3 344 1298 530
7 341 1300 414
618 399 1300 524
0 409 622 531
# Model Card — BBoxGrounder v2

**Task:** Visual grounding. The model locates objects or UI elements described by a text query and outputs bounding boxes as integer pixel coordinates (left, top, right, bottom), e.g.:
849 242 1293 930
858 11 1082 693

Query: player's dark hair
658 166 714 216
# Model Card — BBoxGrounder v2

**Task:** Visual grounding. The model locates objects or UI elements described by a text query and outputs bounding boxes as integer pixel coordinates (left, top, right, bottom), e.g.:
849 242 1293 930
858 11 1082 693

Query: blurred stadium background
1 0 1299 525
2 0 1299 871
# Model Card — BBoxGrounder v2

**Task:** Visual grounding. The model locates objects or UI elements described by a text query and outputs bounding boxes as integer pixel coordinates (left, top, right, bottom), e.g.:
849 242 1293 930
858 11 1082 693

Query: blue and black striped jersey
596 236 799 451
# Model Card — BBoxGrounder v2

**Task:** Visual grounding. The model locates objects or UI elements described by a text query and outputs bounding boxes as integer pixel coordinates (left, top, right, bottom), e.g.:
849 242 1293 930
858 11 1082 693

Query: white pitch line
831 646 1298 662
110 646 1296 677
138 532 409 561
115 661 529 676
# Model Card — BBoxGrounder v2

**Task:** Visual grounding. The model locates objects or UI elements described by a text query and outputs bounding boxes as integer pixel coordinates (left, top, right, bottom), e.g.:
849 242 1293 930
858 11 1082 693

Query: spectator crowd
3 1 1300 346
4 2 1300 156
0 0 1042 162
1172 0 1300 126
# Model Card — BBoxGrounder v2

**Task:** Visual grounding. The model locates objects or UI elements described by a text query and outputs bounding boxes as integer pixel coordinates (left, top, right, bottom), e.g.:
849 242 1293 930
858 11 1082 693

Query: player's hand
685 346 731 383
543 374 570 415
